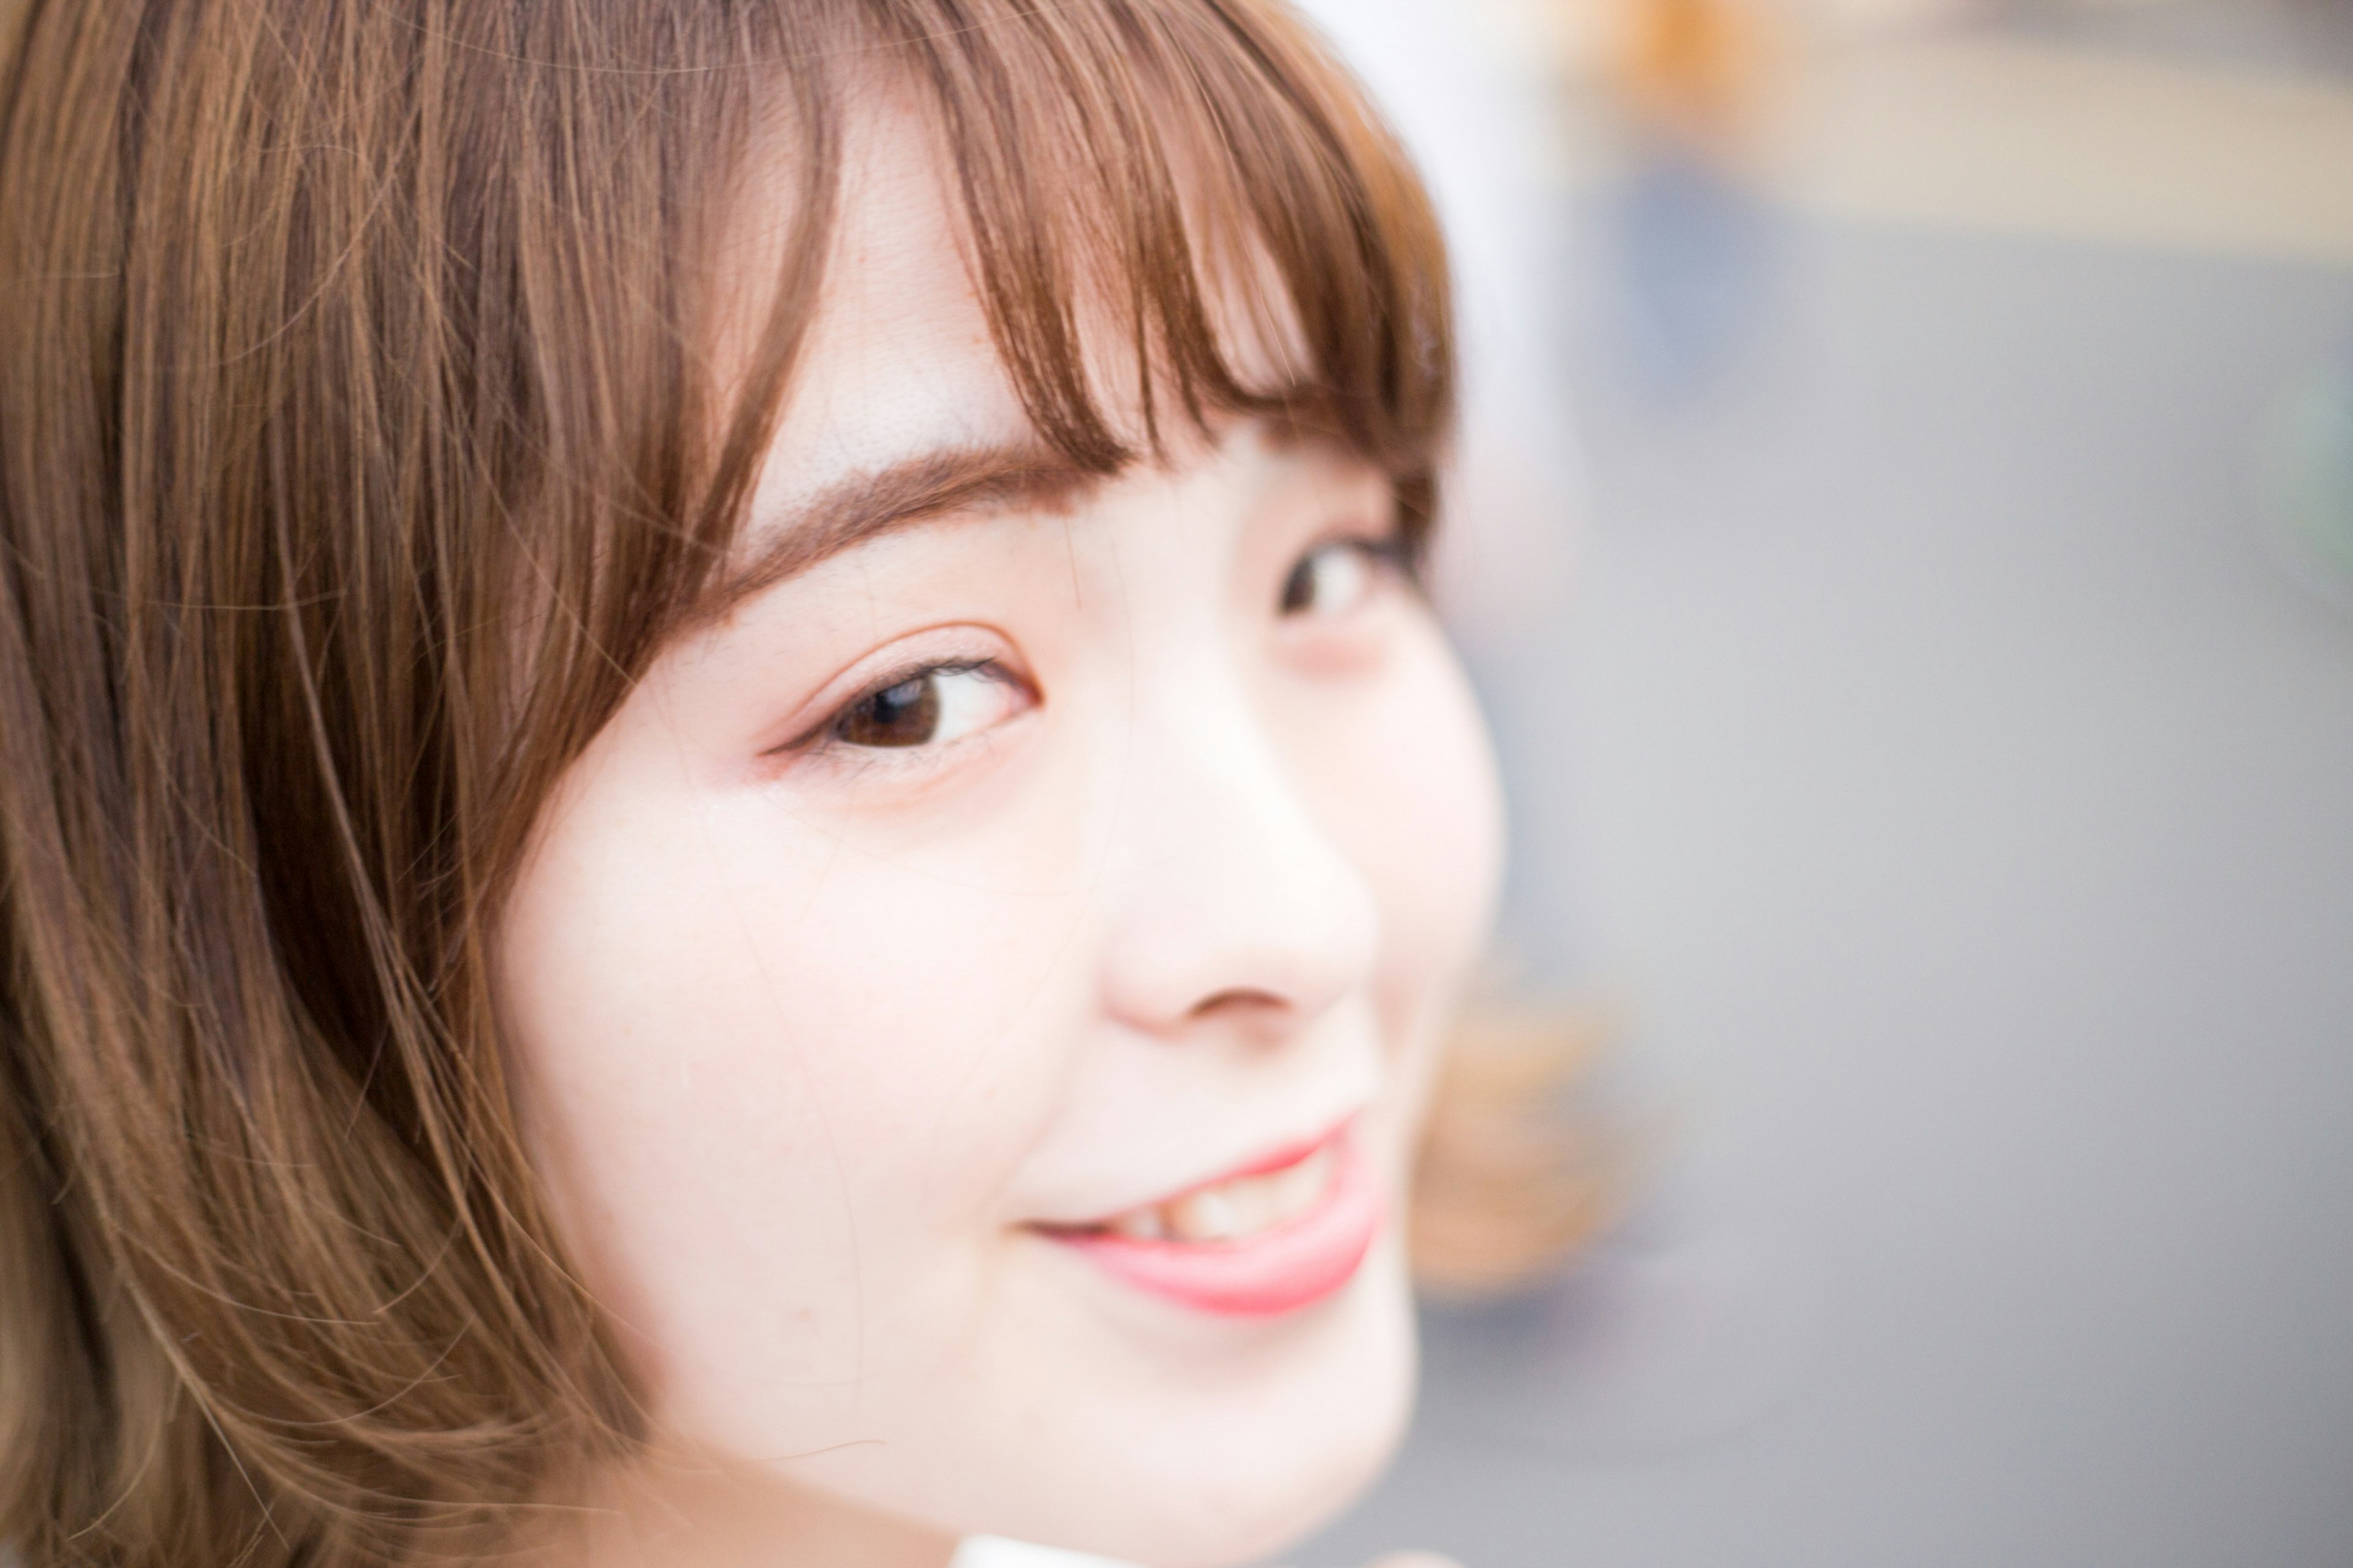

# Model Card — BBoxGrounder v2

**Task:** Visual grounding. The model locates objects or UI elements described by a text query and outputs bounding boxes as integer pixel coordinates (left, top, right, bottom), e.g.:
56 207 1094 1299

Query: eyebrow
695 438 1113 624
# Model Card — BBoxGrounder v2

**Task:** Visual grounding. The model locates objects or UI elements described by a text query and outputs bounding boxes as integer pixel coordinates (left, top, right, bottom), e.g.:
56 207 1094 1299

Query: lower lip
1044 1134 1384 1317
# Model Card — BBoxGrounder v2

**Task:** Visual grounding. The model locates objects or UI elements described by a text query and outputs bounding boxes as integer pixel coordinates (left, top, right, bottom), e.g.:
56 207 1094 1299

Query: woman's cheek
1319 623 1506 1134
1316 621 1504 998
498 740 1102 1441
1404 636 1507 967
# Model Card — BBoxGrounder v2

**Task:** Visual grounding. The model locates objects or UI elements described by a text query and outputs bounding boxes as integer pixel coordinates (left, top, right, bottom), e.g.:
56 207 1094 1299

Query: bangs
895 0 1452 480
712 0 1456 575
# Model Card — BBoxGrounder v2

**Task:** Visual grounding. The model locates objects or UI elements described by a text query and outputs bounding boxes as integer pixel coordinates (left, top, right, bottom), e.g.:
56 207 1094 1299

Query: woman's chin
1129 1379 1414 1568
998 1249 1420 1568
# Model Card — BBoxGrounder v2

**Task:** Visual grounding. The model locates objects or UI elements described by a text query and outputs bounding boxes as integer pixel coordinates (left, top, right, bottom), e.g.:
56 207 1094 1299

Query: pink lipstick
1041 1124 1382 1316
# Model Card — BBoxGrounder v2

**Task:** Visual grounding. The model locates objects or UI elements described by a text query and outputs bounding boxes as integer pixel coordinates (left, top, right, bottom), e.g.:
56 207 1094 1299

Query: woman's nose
1096 706 1380 1040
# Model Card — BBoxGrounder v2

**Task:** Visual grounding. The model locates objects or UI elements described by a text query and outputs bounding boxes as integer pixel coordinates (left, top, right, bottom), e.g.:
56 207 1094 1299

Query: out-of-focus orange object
1612 0 1779 154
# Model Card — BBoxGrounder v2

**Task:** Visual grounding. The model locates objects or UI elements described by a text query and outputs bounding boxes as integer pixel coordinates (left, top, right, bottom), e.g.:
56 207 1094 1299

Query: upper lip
1031 1111 1360 1232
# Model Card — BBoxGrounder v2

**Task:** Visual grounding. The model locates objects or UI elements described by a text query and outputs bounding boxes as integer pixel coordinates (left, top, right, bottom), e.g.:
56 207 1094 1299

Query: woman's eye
830 662 1026 751
1279 539 1390 618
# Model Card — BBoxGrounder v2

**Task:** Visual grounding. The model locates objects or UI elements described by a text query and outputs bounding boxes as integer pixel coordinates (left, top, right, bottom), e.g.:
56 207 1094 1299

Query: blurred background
1288 0 2353 1563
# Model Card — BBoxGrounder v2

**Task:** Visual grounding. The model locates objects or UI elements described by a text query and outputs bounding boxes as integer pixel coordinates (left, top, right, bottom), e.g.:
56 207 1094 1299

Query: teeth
1270 1146 1332 1219
1112 1206 1168 1241
1167 1186 1241 1243
1101 1145 1338 1246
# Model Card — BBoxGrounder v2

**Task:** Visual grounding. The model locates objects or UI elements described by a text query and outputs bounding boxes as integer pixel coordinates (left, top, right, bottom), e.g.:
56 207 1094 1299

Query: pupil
842 673 940 747
1281 554 1319 614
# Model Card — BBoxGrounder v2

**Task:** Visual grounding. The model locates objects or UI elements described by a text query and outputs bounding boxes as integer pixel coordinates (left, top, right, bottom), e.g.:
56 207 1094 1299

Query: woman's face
496 104 1502 1567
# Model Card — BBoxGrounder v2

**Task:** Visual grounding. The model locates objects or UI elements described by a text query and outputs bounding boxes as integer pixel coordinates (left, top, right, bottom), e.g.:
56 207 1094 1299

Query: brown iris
837 673 942 748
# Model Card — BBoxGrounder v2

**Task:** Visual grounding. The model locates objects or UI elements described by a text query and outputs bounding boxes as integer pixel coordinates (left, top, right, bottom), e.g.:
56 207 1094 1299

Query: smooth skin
496 96 1503 1568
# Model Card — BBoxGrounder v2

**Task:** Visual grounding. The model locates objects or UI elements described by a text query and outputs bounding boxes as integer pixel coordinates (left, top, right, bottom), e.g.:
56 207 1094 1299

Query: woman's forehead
760 108 1325 483
756 99 1033 483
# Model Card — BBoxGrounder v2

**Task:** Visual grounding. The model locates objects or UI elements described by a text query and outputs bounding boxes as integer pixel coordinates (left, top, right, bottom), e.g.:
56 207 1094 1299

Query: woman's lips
1037 1125 1382 1316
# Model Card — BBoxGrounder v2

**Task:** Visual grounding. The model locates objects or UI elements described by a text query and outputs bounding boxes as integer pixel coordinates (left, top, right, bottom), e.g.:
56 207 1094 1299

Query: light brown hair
0 2 1588 1564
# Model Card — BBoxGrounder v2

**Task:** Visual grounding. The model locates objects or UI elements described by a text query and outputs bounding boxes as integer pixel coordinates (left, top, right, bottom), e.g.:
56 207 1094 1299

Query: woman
0 3 1580 1564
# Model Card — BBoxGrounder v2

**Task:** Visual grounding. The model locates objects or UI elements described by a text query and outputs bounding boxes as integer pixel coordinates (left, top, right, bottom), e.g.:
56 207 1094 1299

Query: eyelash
784 656 1029 763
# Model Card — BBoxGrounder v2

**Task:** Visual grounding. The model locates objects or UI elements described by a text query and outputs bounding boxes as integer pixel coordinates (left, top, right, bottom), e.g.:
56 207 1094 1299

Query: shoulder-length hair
0 3 1593 1563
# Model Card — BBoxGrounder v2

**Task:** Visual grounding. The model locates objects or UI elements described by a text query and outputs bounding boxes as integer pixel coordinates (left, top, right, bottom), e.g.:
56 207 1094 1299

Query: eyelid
1355 532 1413 572
763 628 1025 760
769 659 963 757
1318 521 1416 577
